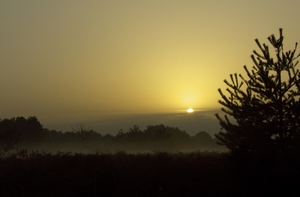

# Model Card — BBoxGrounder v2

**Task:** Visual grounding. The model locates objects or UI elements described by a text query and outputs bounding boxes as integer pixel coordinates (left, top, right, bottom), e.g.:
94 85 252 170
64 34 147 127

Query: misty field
1 150 299 197
0 117 299 196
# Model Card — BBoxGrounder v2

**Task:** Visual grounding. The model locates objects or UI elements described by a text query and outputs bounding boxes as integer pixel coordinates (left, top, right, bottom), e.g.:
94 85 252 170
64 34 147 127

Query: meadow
1 150 299 197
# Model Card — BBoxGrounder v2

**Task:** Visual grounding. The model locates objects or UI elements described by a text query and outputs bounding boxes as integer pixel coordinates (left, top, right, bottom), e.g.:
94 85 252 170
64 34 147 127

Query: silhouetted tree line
0 116 48 153
0 116 221 154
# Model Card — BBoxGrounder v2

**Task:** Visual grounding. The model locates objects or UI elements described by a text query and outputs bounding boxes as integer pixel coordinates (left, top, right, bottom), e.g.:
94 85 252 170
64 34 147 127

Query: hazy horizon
41 108 221 137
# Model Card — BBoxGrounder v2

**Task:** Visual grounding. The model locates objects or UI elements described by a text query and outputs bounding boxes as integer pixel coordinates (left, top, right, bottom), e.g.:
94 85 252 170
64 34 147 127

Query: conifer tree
215 29 300 154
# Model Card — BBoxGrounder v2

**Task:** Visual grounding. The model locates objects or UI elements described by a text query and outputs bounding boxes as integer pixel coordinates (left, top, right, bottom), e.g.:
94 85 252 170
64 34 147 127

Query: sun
187 108 194 113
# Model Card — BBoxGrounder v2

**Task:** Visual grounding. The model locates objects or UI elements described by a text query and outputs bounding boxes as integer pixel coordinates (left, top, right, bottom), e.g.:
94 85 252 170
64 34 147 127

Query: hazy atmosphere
1 1 300 136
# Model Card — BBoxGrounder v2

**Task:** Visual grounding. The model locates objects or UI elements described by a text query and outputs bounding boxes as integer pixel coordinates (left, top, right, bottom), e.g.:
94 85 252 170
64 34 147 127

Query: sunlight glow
181 89 201 108
187 108 194 113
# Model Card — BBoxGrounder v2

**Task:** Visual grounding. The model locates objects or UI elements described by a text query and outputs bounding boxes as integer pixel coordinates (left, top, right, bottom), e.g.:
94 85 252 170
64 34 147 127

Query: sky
1 1 300 136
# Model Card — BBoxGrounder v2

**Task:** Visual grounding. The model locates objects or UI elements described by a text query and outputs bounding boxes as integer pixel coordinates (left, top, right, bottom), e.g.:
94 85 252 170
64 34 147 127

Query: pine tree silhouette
215 29 300 155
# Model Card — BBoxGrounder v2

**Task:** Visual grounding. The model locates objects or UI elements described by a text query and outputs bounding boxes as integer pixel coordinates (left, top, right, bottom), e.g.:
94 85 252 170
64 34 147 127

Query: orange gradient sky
1 1 300 132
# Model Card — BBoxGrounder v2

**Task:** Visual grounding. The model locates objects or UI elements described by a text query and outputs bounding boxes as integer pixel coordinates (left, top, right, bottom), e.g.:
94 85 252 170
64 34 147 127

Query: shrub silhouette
72 124 92 144
215 29 300 155
0 116 47 149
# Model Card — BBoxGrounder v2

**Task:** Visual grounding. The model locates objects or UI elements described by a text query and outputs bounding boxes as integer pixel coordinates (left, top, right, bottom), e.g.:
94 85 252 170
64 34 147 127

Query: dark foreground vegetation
1 150 300 196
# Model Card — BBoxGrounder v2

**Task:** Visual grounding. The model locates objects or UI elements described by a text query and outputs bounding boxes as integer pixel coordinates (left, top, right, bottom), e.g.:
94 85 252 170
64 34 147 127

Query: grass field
1 150 299 196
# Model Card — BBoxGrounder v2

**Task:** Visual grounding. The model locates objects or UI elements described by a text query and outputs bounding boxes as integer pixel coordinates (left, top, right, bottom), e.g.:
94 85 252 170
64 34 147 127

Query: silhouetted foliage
192 131 213 146
150 125 172 141
0 115 218 153
1 151 299 196
144 124 190 141
0 127 19 156
215 29 300 155
0 116 48 148
126 125 145 141
0 151 233 196
72 124 93 143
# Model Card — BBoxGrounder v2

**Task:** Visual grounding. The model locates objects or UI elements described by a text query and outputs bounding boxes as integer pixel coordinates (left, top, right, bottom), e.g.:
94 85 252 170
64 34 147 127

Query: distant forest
0 116 225 155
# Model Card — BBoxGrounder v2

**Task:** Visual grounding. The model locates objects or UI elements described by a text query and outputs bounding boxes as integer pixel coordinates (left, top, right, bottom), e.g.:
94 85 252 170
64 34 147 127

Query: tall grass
0 150 299 196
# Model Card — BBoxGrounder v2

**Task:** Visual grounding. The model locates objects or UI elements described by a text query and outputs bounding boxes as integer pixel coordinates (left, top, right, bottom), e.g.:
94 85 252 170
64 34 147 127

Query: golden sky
1 1 300 131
